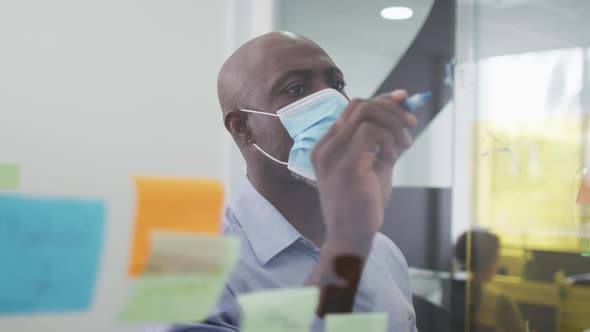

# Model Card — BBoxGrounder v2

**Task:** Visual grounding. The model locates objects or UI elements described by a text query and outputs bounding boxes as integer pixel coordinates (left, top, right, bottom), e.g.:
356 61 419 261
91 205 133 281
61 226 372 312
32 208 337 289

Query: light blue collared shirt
157 178 417 332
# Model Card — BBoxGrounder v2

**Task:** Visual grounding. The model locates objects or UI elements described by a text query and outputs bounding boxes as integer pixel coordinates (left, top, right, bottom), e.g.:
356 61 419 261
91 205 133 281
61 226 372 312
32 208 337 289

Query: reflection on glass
469 4 590 331
275 1 590 331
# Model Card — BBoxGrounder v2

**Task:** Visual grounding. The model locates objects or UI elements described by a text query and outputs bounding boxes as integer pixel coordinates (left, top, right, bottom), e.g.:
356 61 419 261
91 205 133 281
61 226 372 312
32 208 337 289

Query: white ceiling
469 0 590 57
277 0 590 60
276 0 432 61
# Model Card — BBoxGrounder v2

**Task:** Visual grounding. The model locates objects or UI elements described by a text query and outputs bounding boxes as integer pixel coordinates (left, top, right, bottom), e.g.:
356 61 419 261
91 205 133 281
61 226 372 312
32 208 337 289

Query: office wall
0 1 231 331
225 0 274 194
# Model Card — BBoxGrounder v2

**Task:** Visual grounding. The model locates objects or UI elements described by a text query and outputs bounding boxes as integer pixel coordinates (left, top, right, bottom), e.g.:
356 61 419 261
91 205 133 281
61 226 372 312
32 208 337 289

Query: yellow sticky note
237 287 319 332
0 163 20 190
326 312 388 332
120 231 239 323
129 176 223 276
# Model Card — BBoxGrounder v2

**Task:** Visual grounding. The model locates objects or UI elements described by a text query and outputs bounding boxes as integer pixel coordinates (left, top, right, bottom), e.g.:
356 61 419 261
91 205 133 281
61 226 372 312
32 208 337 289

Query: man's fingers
312 98 363 167
313 90 417 172
365 99 414 147
389 89 408 102
374 138 397 171
342 122 399 175
330 98 413 150
319 98 363 145
372 91 418 127
335 98 363 127
369 97 417 128
332 89 416 145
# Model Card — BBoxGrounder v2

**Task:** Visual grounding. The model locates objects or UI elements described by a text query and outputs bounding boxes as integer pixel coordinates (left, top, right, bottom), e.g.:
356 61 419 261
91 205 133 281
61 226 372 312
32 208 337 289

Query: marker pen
404 92 432 112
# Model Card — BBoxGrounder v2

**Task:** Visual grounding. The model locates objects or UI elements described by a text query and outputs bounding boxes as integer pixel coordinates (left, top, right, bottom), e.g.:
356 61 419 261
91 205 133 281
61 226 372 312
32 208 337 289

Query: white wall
0 1 231 331
225 0 275 193
393 103 454 188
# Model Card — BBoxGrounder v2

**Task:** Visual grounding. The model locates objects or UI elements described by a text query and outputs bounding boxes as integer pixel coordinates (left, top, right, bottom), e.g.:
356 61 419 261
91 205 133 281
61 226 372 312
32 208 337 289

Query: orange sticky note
129 176 224 276
577 170 590 205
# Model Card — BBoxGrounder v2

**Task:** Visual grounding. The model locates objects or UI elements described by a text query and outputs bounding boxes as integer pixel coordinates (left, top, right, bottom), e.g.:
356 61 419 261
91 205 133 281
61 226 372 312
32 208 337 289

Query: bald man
169 31 418 332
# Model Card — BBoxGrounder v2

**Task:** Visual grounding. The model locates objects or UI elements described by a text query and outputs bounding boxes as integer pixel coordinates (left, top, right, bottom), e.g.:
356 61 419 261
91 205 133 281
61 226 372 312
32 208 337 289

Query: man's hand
306 90 417 315
312 90 417 257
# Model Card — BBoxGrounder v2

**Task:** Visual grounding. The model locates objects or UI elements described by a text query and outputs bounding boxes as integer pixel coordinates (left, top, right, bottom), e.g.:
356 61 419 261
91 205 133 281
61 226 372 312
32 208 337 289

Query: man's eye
286 84 305 96
329 80 346 91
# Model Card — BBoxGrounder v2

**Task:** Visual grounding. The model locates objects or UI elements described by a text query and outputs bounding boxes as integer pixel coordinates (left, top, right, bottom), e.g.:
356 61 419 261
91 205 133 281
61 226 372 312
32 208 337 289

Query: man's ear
224 110 252 144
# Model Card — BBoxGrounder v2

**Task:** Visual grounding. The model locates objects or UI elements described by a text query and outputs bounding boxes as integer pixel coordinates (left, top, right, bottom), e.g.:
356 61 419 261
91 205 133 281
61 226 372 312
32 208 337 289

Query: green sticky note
237 287 319 332
120 272 228 323
0 164 19 189
120 233 239 323
326 312 388 332
582 239 590 257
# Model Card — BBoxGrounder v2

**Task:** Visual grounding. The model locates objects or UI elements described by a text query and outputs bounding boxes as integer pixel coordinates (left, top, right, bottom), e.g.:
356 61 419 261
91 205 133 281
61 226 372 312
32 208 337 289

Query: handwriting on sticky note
326 312 388 332
237 287 319 332
129 176 224 276
0 195 105 314
120 232 239 323
0 163 19 190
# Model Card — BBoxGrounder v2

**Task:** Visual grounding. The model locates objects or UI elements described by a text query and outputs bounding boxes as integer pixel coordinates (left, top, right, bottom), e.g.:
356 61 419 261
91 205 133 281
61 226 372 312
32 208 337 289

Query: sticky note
326 312 388 332
0 163 19 189
0 195 105 314
237 287 319 332
129 176 224 276
143 231 238 274
120 231 239 323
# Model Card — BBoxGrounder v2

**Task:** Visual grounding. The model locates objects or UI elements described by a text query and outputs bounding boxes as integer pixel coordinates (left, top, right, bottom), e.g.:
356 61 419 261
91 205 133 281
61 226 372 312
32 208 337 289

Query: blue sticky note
0 195 105 314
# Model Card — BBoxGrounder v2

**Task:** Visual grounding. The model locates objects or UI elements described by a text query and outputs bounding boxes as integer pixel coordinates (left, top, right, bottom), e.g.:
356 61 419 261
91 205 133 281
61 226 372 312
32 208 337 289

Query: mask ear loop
240 109 280 117
239 109 288 166
252 144 288 165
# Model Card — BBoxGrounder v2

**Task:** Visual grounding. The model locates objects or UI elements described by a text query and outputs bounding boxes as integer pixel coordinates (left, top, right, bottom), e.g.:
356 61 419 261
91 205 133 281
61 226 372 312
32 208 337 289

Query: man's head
217 31 348 186
455 230 501 283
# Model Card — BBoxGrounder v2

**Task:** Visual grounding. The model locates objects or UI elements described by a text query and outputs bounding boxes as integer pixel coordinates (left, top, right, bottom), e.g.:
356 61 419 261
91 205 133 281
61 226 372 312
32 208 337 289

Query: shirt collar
229 177 302 266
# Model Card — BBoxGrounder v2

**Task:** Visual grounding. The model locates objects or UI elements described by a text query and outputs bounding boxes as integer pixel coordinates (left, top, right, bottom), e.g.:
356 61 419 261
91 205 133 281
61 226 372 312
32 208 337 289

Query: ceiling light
380 6 413 20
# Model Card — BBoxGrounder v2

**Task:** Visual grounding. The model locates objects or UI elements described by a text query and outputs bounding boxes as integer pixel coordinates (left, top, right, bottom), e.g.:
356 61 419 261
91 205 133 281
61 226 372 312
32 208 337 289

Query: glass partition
274 1 590 331
464 1 590 332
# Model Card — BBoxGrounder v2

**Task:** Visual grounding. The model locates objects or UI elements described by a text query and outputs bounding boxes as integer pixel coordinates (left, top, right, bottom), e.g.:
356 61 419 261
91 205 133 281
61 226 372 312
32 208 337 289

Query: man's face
244 36 348 180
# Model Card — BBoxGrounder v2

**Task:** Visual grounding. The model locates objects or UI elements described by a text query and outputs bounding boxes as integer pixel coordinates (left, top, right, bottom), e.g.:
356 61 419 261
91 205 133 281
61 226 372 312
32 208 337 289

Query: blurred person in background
451 230 527 332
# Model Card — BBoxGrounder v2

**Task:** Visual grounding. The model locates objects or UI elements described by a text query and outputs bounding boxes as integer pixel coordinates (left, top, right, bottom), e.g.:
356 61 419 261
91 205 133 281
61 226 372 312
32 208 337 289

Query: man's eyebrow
269 66 344 93
325 66 344 78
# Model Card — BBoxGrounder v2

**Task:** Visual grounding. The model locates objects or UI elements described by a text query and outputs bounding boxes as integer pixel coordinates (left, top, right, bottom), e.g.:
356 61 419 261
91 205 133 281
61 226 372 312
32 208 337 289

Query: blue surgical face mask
240 88 348 182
